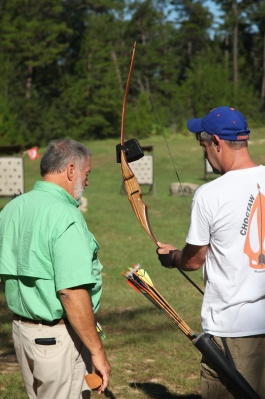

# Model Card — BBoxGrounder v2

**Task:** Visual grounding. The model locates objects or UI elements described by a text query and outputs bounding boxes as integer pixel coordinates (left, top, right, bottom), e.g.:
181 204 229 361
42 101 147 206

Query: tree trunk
232 1 239 102
225 15 229 78
26 65 33 99
261 30 265 99
111 49 123 93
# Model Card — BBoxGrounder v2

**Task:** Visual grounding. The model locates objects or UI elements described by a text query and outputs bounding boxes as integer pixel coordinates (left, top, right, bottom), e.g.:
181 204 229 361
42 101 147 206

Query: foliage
0 1 264 146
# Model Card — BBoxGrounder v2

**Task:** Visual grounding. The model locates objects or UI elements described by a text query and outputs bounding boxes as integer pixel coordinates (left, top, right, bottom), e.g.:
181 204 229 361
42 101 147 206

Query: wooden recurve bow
120 42 157 245
120 42 204 296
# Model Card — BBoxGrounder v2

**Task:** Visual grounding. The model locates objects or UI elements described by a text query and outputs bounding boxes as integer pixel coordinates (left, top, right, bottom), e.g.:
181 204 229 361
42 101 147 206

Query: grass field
0 128 265 398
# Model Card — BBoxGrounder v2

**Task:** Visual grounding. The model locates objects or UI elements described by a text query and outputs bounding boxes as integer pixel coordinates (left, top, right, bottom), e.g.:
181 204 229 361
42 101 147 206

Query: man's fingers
156 242 177 255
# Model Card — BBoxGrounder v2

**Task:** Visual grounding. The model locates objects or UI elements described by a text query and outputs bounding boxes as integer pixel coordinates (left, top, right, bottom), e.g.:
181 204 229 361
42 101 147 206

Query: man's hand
59 287 111 393
156 241 181 268
157 242 208 271
90 348 111 394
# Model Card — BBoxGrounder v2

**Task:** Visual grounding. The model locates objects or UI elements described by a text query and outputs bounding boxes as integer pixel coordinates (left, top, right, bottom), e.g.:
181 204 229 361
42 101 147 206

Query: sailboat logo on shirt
243 184 265 269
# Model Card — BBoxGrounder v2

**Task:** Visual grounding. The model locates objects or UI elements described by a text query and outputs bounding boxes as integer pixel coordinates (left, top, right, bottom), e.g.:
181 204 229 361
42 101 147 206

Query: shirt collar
33 180 79 207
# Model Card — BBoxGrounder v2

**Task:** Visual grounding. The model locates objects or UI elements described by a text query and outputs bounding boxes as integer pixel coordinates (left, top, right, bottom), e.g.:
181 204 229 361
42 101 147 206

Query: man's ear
66 163 75 181
212 135 219 145
212 135 221 151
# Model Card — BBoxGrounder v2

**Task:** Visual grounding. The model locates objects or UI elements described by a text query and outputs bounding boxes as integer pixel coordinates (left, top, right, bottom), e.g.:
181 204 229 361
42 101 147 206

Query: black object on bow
116 138 144 163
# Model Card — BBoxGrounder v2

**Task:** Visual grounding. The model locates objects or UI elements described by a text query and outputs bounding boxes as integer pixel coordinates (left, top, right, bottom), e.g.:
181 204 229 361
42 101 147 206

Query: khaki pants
13 320 92 399
200 335 265 399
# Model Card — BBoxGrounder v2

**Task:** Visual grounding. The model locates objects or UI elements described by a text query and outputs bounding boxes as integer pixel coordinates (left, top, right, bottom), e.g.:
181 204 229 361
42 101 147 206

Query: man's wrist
170 249 182 268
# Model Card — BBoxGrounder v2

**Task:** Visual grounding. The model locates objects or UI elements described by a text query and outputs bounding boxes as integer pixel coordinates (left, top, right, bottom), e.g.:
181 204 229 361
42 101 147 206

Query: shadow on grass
98 306 178 337
97 305 201 350
104 389 117 398
129 382 201 399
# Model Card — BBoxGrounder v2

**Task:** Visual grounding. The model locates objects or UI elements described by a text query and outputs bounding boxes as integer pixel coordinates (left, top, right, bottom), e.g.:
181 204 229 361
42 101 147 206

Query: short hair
196 131 248 149
40 139 91 177
196 131 213 143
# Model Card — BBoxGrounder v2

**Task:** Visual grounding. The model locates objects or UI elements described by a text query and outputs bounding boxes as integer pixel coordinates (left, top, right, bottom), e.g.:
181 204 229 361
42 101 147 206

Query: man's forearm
157 242 207 271
59 287 103 355
175 244 207 271
59 286 111 393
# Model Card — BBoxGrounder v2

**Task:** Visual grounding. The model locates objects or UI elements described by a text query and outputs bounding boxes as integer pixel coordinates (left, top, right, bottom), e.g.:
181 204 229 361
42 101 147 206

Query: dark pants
200 335 265 399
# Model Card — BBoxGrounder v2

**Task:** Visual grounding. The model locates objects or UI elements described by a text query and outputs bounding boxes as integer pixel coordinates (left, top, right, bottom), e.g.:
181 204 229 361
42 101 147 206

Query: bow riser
124 185 157 244
121 152 157 244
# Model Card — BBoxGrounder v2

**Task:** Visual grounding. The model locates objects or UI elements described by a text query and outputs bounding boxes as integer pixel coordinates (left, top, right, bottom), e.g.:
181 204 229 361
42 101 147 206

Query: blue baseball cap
187 106 250 141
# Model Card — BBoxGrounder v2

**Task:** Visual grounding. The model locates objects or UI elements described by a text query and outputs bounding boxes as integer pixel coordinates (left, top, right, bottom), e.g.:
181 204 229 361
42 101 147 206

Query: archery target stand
0 145 24 197
121 145 155 195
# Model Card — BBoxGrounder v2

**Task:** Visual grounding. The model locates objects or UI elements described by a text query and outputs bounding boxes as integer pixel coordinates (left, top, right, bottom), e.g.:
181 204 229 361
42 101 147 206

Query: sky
166 1 223 26
204 1 223 35
205 0 222 20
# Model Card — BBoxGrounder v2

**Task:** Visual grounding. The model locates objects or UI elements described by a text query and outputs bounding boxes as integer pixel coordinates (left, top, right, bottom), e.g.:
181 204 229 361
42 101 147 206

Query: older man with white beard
0 139 111 399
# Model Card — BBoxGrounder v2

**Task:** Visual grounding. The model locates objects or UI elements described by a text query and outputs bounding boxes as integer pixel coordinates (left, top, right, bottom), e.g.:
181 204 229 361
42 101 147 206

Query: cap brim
187 118 204 133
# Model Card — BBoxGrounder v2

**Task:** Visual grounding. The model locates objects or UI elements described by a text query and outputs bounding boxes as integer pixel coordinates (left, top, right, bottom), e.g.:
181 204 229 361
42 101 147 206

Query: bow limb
120 42 135 147
120 42 157 245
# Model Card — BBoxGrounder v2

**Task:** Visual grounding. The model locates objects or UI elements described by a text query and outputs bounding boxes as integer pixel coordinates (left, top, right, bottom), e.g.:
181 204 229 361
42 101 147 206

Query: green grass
0 128 265 398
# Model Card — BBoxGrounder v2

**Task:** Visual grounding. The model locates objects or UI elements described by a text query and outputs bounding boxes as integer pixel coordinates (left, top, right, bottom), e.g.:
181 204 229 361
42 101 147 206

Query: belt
13 313 69 326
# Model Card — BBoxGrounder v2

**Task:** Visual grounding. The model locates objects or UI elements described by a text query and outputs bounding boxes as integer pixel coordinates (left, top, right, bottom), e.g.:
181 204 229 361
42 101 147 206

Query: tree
0 0 72 144
59 1 126 140
1 0 71 99
169 0 213 59
245 1 265 103
179 46 259 118
215 0 259 103
0 0 264 145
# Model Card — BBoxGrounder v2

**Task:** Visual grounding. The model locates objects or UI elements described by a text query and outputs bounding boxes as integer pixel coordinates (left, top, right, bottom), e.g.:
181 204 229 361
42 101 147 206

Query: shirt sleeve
186 196 211 246
53 221 100 291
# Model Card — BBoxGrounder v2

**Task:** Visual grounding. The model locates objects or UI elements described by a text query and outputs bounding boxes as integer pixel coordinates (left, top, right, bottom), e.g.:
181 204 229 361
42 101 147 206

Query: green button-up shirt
0 181 103 321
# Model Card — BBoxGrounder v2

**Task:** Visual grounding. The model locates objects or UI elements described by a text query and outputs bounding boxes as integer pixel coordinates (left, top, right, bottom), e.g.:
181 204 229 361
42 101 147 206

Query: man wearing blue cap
157 106 265 398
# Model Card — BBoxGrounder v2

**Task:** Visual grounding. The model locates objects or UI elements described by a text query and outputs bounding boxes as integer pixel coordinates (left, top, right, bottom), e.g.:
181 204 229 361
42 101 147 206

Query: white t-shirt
186 165 265 337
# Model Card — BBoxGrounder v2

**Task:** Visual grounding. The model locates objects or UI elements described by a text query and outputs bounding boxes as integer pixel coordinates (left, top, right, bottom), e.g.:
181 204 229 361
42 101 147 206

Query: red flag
27 147 40 160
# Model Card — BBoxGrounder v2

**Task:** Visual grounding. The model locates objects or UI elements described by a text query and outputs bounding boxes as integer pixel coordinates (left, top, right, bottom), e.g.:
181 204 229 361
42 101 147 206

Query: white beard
74 174 84 203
